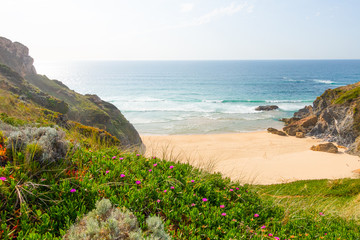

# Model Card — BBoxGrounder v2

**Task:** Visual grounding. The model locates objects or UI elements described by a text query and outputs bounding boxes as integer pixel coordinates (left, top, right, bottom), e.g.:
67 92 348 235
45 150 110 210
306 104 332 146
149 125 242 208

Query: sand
141 132 360 185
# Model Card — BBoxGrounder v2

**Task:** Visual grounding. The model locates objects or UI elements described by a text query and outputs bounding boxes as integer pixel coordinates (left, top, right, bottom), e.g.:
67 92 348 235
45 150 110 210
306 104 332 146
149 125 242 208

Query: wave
265 100 312 103
313 79 335 84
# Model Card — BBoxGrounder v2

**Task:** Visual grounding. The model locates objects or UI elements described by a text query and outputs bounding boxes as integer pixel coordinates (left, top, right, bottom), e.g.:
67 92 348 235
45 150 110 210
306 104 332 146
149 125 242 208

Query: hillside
0 36 142 148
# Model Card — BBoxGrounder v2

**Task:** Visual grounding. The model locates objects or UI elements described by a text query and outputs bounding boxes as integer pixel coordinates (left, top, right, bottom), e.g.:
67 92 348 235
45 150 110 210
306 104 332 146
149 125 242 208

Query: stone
310 143 338 153
267 127 287 136
296 132 305 138
283 115 318 136
255 105 279 111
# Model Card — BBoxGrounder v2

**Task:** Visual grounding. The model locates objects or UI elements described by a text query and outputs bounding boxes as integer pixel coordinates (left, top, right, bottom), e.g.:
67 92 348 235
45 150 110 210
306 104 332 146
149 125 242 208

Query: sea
36 60 360 135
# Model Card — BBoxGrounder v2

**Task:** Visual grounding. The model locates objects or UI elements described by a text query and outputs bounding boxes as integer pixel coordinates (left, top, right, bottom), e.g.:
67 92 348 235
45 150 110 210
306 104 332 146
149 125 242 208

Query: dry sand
141 132 360 185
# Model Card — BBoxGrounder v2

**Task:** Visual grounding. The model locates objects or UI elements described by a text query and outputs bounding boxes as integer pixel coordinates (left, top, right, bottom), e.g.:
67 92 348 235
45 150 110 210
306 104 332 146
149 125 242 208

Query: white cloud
181 3 194 12
191 2 252 26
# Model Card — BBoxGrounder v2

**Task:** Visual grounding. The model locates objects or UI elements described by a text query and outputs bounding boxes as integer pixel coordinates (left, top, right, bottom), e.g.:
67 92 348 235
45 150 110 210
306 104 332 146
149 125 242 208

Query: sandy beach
142 132 360 185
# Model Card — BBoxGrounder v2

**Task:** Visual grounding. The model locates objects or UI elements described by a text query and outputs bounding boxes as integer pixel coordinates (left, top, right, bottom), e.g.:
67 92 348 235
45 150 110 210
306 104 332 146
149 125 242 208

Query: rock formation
267 127 287 136
255 105 279 111
310 143 338 153
283 82 360 155
0 37 36 77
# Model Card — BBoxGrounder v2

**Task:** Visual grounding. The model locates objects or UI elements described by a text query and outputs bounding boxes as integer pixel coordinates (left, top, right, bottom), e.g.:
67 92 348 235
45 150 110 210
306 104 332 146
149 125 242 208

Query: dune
141 132 360 185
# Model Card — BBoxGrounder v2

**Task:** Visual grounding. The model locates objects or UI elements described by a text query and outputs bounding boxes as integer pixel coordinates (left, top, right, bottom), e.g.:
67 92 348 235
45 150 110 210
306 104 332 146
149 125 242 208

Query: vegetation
0 117 359 239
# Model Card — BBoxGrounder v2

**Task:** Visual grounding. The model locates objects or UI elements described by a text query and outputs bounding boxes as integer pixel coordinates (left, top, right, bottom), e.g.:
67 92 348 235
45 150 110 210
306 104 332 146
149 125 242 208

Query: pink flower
136 154 140 156
319 212 324 216
136 181 141 184
236 187 239 190
169 165 174 169
221 213 226 216
170 186 175 189
202 198 207 202
112 156 116 159
193 193 196 196
220 205 225 208
105 170 110 174
261 225 266 229
254 214 259 218
119 157 124 160
164 190 167 193
149 169 152 172
120 174 125 178
0 177 6 181
191 180 195 183
152 156 156 159
268 233 273 237
274 237 280 240
229 189 234 192
40 178 46 181
153 163 157 167
191 203 196 207
157 199 161 203
70 189 76 193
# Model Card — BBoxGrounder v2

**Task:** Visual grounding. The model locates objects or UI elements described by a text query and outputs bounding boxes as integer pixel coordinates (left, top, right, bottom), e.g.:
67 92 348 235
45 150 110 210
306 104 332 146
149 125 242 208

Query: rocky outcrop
255 105 279 111
0 37 36 77
310 143 338 153
296 132 305 138
0 36 142 149
267 127 287 136
283 82 360 155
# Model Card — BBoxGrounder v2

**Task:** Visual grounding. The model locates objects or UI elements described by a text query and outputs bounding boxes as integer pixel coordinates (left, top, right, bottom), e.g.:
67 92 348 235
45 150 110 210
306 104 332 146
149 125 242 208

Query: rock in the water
267 127 287 136
255 105 279 111
310 143 338 153
296 132 305 138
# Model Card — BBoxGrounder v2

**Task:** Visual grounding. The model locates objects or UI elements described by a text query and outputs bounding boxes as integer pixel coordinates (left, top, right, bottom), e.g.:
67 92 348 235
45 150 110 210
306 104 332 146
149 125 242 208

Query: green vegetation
0 120 360 239
334 86 360 104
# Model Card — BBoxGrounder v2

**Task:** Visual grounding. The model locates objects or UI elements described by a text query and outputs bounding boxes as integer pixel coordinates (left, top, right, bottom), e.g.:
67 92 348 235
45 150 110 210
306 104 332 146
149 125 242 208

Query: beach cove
142 132 360 185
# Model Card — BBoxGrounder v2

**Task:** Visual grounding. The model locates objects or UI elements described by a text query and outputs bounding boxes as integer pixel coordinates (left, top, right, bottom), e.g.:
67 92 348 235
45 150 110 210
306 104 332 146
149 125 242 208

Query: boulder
310 143 338 153
283 115 318 136
255 105 279 111
267 127 287 136
296 132 305 138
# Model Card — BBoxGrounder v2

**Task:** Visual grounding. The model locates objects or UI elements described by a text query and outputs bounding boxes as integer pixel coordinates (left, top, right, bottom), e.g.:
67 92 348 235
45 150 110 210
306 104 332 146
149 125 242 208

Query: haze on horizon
1 0 360 62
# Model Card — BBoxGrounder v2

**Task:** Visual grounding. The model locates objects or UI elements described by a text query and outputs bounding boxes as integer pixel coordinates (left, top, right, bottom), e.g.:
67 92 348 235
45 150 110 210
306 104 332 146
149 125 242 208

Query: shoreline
141 131 360 185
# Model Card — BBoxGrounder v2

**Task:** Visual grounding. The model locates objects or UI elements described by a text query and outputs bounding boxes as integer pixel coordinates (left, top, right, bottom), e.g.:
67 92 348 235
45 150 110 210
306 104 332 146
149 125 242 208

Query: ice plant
319 212 324 216
202 198 208 202
220 205 225 208
112 156 116 159
136 154 140 156
169 165 174 169
136 181 141 185
170 186 174 189
254 214 259 217
153 163 157 167
105 170 110 174
268 233 273 237
261 225 266 229
120 174 125 178
164 190 167 193
0 177 6 181
191 180 195 183
157 199 161 203
191 203 196 207
221 213 226 216
119 157 124 160
229 189 234 192
149 169 152 172
70 189 76 193
236 187 239 190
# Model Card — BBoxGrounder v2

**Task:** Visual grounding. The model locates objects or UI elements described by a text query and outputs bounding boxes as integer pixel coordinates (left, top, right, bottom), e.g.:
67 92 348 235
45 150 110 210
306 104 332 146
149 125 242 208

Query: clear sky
1 0 360 61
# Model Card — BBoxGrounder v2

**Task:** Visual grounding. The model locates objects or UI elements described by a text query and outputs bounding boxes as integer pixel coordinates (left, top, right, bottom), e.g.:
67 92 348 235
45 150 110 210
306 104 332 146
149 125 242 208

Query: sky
1 0 360 61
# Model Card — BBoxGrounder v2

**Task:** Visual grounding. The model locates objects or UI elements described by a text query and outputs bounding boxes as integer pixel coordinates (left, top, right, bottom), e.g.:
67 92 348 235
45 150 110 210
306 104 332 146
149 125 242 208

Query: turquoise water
36 60 360 135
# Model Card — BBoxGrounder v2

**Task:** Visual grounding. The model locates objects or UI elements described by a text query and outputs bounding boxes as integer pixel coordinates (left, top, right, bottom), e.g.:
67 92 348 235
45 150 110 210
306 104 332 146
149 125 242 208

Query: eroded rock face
282 82 360 155
0 37 36 76
310 143 338 153
255 105 279 111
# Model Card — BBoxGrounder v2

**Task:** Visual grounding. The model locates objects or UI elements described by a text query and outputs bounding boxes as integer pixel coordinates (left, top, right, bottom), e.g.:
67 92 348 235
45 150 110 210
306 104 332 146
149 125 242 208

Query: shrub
63 198 170 240
6 126 68 164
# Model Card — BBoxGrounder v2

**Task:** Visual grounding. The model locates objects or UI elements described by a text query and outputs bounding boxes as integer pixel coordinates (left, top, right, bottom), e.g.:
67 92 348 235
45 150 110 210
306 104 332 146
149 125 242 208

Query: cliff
0 36 142 149
283 82 360 155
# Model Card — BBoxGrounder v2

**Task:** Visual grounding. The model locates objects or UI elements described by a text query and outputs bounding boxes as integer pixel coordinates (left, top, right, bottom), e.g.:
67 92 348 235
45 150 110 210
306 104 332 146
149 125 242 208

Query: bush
63 198 171 240
6 126 68 164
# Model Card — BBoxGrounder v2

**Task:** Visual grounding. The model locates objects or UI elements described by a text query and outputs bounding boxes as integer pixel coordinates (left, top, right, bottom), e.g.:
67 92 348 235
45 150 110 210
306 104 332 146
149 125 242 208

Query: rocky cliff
0 36 142 149
283 82 360 155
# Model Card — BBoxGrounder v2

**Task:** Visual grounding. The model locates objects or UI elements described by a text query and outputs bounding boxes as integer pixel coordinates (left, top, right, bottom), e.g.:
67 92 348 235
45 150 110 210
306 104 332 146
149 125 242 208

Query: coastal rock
310 143 338 153
267 127 287 136
283 115 317 136
255 105 279 111
296 132 305 138
293 105 313 119
0 36 36 76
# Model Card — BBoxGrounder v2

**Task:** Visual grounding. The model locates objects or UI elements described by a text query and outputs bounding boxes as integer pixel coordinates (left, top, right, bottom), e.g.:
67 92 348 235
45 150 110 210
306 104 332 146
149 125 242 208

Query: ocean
36 60 360 135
